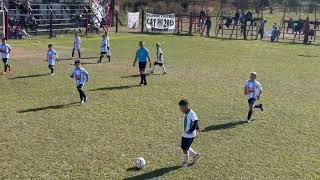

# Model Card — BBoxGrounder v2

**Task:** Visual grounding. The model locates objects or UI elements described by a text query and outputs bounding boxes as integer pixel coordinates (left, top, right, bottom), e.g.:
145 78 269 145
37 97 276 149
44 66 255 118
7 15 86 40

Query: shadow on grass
298 54 319 58
69 62 99 65
202 120 249 132
10 73 50 80
18 102 79 113
90 85 141 91
121 73 150 78
124 166 182 180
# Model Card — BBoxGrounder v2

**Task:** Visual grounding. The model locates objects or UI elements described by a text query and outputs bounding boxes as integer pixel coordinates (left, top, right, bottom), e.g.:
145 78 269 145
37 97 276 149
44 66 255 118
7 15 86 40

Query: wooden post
141 9 145 32
49 7 53 38
189 12 193 35
4 7 8 39
85 7 89 35
115 10 119 33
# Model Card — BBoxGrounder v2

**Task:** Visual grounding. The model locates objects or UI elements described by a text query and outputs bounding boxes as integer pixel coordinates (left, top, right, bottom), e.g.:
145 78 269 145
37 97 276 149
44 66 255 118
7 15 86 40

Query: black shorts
139 62 147 71
101 52 110 56
248 98 256 106
2 58 8 65
154 62 163 66
181 137 194 151
77 84 84 90
48 65 54 68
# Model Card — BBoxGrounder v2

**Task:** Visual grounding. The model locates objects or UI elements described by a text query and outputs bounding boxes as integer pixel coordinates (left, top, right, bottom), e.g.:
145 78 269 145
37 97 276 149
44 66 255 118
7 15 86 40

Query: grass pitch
0 33 319 179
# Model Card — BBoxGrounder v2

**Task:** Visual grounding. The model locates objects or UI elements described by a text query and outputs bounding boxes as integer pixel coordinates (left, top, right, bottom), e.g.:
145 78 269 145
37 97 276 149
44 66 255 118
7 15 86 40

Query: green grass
0 33 320 179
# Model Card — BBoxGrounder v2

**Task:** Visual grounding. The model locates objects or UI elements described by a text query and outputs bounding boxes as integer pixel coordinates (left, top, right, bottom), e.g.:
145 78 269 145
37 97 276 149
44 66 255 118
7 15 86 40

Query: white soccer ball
134 157 146 169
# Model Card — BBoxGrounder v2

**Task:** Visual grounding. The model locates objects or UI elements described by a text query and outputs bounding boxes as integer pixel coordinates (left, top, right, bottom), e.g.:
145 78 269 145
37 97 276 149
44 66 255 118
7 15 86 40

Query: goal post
0 10 5 39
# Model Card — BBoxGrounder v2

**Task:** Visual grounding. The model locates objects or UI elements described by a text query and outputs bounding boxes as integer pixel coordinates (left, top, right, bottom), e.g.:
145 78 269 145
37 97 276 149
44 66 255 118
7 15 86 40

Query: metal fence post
141 9 144 32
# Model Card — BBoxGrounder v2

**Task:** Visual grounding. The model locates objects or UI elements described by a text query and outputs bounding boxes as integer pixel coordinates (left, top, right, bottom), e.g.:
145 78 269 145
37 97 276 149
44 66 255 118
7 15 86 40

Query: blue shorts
139 62 147 72
181 137 194 151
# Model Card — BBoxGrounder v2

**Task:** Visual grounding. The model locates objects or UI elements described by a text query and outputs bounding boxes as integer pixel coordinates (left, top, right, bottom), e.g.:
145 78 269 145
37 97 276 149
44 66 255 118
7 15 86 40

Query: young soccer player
179 99 200 167
70 60 89 104
72 33 81 58
0 38 12 75
133 41 151 86
244 72 264 122
151 42 166 74
47 44 58 75
97 34 111 63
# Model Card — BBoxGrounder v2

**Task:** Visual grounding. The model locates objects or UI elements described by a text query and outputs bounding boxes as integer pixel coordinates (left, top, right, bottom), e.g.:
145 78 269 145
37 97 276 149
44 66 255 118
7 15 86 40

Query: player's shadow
10 73 50 79
18 102 79 113
90 85 141 91
124 166 182 180
202 120 250 132
298 54 319 58
121 73 151 78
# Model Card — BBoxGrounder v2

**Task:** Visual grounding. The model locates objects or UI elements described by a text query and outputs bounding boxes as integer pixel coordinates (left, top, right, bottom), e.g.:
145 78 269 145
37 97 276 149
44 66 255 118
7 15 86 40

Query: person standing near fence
0 39 12 75
204 17 212 37
133 41 151 86
47 44 58 75
72 33 81 58
303 17 310 44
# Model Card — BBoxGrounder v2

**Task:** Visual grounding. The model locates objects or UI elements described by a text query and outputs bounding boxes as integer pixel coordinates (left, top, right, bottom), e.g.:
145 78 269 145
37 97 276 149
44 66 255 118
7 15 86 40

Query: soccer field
0 33 319 179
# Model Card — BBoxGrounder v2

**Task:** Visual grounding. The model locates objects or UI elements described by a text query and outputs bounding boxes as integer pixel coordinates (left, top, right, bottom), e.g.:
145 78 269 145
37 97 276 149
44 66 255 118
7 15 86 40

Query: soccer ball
134 157 146 169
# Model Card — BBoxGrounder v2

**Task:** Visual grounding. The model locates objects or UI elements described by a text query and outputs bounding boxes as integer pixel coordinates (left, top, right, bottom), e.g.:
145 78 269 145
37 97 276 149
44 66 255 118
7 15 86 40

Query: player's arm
70 70 74 78
148 55 151 68
84 70 89 82
257 84 263 100
133 56 137 66
244 84 248 95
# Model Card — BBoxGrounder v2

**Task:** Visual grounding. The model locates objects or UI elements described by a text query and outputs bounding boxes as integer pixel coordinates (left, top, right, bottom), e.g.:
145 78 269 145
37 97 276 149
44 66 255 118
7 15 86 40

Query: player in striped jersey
179 99 200 167
70 60 89 104
151 42 166 74
97 34 111 63
72 33 81 58
47 44 58 75
244 72 264 122
0 38 12 75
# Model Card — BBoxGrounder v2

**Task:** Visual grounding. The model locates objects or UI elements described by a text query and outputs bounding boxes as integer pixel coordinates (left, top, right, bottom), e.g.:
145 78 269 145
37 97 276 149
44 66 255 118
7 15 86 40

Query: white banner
128 12 140 29
146 13 175 32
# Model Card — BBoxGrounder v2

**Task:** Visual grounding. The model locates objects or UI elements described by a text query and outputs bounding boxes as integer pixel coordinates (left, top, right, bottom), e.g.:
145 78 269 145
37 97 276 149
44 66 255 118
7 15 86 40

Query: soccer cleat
84 97 87 102
181 161 188 167
51 73 54 76
247 119 251 123
163 71 167 74
97 60 101 63
81 100 85 104
191 154 200 164
144 82 147 86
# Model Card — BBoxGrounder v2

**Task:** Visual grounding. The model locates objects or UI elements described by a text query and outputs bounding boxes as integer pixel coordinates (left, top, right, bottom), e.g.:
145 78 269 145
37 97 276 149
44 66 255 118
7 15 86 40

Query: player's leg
138 62 144 85
72 48 75 58
181 137 193 166
107 54 111 62
247 98 255 122
160 63 166 74
151 62 157 73
3 58 7 73
254 103 263 111
77 49 81 58
98 52 104 63
49 65 54 75
77 84 85 103
142 63 147 85
7 59 11 72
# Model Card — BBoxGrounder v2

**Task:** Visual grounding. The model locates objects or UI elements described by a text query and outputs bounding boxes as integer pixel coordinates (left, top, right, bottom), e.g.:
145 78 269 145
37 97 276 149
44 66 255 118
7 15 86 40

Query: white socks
182 152 189 163
188 148 197 158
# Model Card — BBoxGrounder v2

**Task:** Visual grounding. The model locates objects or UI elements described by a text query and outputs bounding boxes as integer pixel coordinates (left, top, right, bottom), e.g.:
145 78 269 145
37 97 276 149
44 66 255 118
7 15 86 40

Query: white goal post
0 10 5 38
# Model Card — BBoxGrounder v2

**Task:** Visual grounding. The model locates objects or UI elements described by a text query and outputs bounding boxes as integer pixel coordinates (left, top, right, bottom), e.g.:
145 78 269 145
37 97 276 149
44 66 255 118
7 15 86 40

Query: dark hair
48 44 52 47
75 60 81 64
139 41 143 44
179 99 189 106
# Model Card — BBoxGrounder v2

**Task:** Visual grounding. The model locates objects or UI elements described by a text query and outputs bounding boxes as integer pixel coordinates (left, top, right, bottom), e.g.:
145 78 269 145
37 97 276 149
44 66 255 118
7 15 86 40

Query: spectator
234 10 240 24
258 20 267 40
303 17 310 44
225 15 232 28
271 26 279 42
287 17 294 33
204 17 212 37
